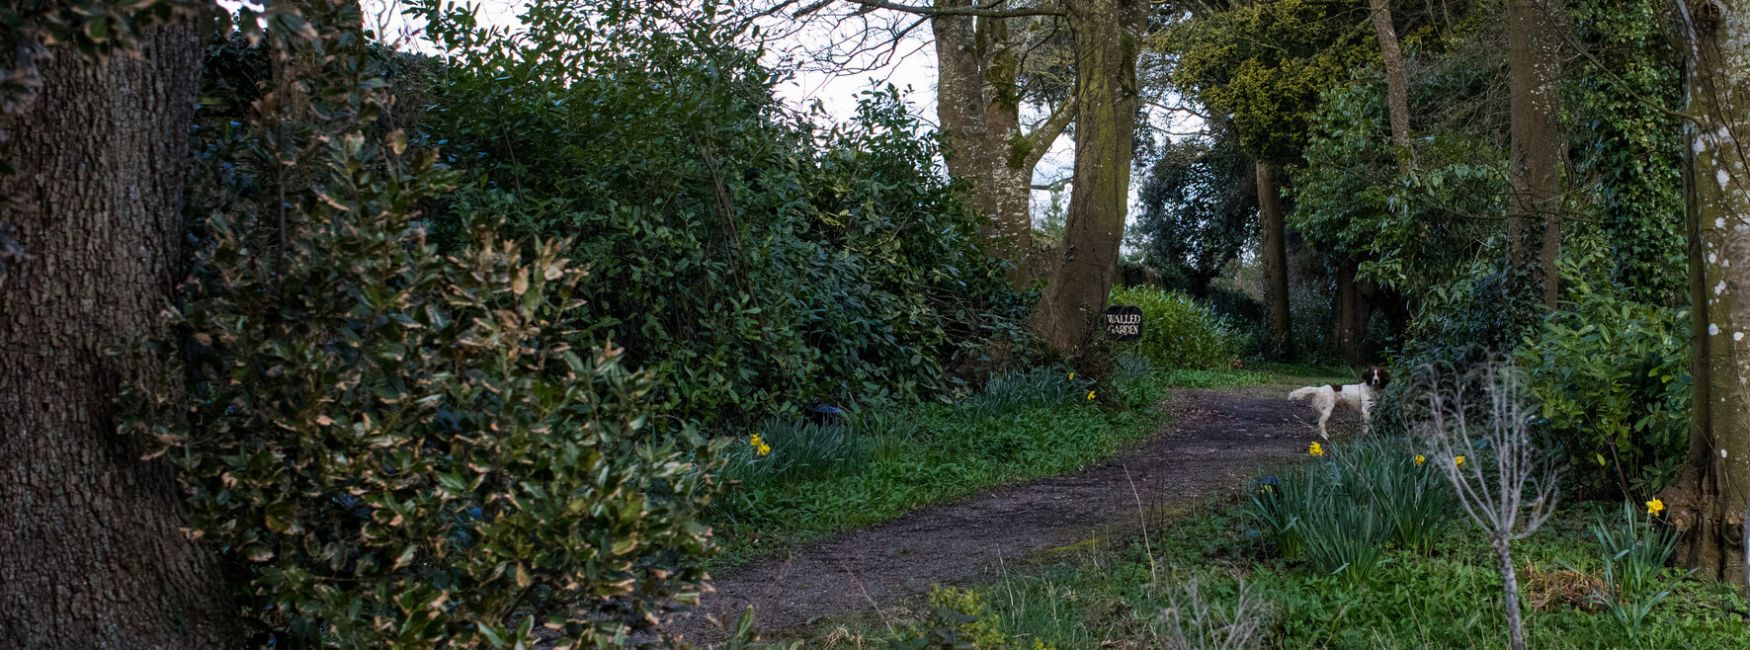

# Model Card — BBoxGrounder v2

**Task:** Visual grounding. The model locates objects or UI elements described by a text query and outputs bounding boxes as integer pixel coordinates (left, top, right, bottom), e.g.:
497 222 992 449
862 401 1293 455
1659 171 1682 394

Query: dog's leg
1317 406 1332 440
1361 401 1372 436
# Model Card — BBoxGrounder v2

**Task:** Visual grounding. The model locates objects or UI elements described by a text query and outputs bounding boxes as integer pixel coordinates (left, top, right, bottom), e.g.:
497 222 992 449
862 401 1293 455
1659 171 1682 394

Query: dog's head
1361 366 1391 389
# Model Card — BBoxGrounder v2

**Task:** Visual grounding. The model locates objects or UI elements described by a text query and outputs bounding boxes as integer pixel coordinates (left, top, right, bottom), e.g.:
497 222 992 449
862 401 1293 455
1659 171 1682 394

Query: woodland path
666 384 1344 646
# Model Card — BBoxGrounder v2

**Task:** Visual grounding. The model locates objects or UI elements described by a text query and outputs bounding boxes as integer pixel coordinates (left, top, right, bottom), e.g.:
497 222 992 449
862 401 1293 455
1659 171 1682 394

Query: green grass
817 499 1749 649
706 364 1322 568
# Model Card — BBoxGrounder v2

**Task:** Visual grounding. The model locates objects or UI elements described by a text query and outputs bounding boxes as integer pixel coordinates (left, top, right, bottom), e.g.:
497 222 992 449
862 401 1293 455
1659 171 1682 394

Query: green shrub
417 0 1027 426
120 13 717 641
1520 266 1690 498
129 184 716 645
1108 286 1248 369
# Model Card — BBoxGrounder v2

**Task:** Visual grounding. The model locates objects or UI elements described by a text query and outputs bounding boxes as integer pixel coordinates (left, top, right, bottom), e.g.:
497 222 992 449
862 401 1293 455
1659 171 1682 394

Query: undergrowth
824 501 1747 648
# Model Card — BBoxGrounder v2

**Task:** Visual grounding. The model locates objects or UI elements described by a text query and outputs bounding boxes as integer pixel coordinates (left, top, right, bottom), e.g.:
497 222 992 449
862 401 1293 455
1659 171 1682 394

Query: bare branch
839 0 1066 18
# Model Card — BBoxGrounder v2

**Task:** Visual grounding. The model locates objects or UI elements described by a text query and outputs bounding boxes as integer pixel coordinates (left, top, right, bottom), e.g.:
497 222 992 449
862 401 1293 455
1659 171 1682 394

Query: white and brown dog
1288 366 1391 439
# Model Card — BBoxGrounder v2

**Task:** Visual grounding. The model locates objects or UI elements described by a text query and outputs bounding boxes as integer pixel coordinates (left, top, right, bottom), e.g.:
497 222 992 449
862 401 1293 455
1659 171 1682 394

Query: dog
1288 366 1391 439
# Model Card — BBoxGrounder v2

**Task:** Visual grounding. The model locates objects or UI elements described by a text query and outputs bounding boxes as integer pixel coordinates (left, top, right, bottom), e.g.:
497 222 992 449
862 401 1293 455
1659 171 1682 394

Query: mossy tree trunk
1028 0 1144 367
1660 0 1750 589
929 1 1075 279
0 19 239 648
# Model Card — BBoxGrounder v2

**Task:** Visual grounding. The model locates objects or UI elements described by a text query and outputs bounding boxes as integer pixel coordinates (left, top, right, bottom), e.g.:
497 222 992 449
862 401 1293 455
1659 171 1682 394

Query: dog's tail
1288 386 1321 401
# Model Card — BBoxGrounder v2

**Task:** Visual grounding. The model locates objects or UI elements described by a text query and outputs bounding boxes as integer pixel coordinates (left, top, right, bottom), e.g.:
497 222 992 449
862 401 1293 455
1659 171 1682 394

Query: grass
706 362 1345 569
811 497 1749 649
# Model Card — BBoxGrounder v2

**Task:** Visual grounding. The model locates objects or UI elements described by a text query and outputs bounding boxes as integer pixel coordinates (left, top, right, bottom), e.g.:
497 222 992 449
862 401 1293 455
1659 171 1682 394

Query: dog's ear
1361 367 1376 384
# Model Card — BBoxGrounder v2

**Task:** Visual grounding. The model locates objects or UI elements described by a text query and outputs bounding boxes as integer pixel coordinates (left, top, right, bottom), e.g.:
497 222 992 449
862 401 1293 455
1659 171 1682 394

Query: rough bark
1506 0 1564 307
928 2 1075 277
1658 0 1750 588
1256 160 1294 357
1369 0 1413 169
0 20 239 648
1029 0 1144 366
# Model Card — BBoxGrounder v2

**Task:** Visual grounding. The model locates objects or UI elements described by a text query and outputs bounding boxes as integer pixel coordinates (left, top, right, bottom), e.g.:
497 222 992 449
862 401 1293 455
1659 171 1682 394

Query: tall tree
782 1 1077 273
1506 0 1564 306
1369 0 1411 162
0 13 239 647
1028 0 1146 366
1330 0 1413 363
930 3 1076 271
1660 0 1750 588
797 0 1144 364
1256 160 1294 356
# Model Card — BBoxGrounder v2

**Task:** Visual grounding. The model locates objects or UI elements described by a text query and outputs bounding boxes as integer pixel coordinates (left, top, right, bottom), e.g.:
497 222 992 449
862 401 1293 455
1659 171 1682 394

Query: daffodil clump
749 433 772 457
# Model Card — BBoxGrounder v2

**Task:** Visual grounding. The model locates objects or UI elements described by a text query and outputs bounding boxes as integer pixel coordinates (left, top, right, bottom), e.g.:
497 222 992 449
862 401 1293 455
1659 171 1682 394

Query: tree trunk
1333 259 1372 363
928 4 1076 280
1369 0 1413 169
0 20 239 648
1658 0 1750 587
1029 0 1143 366
1506 0 1564 307
1257 160 1294 357
932 2 999 232
1494 536 1528 650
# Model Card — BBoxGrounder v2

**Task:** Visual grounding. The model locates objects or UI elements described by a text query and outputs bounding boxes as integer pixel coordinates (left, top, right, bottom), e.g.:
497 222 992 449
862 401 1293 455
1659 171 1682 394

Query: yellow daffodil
1454 455 1467 467
1647 498 1665 516
1086 390 1097 401
1414 454 1426 466
750 434 772 457
1068 371 1076 381
1309 442 1325 457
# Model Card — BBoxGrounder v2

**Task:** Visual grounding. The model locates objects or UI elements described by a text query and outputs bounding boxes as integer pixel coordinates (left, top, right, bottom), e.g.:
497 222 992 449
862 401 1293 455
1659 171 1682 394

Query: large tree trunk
932 2 999 227
1506 0 1564 307
1659 0 1750 588
929 3 1076 280
1369 0 1413 167
1257 160 1294 357
1029 0 1143 366
0 20 239 648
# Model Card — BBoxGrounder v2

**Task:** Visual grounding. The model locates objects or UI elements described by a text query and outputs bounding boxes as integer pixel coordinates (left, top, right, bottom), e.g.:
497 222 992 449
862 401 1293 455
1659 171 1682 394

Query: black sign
1104 305 1143 341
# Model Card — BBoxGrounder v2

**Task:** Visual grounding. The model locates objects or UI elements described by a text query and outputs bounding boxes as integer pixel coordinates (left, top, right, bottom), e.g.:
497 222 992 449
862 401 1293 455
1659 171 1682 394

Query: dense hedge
1108 286 1250 369
418 0 1028 426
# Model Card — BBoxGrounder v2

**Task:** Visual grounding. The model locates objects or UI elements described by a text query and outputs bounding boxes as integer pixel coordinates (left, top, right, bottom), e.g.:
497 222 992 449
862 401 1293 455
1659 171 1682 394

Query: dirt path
667 385 1339 645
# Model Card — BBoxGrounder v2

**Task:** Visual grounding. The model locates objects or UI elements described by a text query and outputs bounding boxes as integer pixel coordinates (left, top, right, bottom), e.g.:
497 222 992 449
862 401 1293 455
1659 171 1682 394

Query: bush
121 13 718 641
129 186 716 645
1109 286 1249 369
1520 267 1689 498
418 1 1027 426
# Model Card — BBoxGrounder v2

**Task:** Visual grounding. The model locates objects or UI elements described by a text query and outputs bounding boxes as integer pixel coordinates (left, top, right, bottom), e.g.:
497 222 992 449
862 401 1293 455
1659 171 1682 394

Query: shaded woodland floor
667 385 1345 645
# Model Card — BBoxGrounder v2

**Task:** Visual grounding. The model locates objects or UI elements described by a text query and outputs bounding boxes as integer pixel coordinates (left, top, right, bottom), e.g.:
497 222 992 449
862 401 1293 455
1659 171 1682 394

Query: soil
664 384 1354 646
